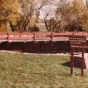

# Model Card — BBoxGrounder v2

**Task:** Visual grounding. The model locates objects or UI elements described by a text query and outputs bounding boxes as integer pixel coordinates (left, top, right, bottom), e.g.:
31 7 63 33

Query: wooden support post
19 32 22 37
50 33 53 53
7 33 9 46
81 49 85 76
71 48 74 75
33 32 36 46
51 33 53 45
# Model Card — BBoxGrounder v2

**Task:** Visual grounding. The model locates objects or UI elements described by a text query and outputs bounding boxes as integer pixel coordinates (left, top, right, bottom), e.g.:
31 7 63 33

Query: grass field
37 23 47 32
0 52 88 88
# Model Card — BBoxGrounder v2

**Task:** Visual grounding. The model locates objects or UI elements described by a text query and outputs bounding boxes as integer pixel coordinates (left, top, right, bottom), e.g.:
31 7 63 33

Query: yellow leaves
0 0 21 25
82 10 88 19
1 0 21 13
0 15 4 20
7 13 20 25
0 24 6 32
29 18 37 27
11 0 21 13
81 10 88 29
56 0 88 32
72 0 85 13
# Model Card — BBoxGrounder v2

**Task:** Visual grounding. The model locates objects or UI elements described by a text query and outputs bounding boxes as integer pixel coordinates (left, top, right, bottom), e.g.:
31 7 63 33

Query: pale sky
39 0 86 19
18 0 86 19
39 0 59 19
39 5 57 19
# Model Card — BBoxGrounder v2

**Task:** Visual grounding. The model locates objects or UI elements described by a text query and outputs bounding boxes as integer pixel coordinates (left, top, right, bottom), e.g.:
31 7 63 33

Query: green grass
0 52 88 88
37 23 47 32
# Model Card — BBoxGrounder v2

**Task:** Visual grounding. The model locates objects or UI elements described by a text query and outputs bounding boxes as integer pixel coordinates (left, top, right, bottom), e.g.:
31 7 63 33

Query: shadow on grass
62 61 70 67
61 62 82 76
62 61 85 69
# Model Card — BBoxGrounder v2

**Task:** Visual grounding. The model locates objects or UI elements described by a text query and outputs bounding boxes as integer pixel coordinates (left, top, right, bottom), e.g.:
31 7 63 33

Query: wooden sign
69 36 88 76
69 36 88 49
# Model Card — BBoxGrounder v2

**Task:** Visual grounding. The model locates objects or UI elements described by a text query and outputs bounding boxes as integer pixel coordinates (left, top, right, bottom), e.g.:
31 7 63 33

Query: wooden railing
0 32 88 43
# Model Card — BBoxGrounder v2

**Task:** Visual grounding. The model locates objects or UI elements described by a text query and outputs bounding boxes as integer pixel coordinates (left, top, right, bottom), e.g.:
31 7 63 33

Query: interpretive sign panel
69 36 88 76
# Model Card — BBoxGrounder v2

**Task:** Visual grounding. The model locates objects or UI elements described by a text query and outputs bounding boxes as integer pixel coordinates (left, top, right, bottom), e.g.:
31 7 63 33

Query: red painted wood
0 32 88 43
81 49 85 76
71 48 74 75
51 33 53 46
7 33 9 46
69 36 88 76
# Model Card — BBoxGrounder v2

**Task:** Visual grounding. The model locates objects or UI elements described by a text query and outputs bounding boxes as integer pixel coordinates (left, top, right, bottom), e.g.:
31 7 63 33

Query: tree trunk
10 22 14 32
22 18 29 32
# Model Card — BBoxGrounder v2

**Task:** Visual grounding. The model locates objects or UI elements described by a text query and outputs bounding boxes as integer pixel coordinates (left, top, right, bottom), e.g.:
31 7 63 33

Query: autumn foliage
0 0 88 32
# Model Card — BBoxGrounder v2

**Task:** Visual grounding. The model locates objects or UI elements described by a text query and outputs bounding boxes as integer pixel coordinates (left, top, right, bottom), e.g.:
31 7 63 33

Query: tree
0 0 21 32
19 0 48 32
0 0 48 32
43 0 61 32
56 0 87 32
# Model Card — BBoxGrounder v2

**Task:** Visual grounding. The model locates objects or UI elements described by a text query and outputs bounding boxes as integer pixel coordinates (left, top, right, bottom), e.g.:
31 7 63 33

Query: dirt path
0 50 70 56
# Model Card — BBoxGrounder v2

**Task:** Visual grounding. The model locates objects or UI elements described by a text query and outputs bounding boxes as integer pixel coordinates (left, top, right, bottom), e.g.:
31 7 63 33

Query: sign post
69 36 88 76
